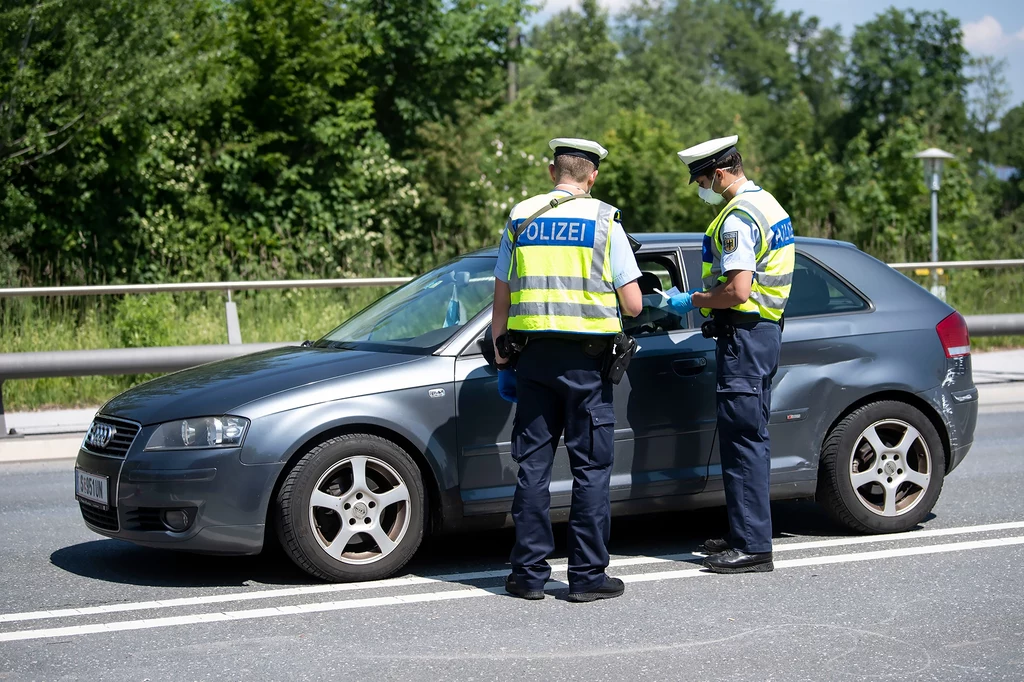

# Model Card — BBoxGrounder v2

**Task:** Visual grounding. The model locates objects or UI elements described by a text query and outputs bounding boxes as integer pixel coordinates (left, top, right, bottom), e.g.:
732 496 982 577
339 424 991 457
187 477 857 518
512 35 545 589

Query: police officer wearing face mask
491 138 643 601
666 135 794 574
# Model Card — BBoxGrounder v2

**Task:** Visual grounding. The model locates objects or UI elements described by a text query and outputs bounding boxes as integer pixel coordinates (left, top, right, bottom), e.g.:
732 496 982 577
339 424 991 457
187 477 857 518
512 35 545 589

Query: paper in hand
654 287 681 300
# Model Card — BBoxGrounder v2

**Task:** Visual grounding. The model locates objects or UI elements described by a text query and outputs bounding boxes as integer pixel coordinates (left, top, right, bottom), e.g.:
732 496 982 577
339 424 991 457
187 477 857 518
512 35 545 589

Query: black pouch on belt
602 332 637 385
496 331 526 369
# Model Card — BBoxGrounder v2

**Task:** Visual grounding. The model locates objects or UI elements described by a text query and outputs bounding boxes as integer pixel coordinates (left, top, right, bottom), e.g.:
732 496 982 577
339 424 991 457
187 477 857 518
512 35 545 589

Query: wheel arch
264 423 445 543
819 390 952 473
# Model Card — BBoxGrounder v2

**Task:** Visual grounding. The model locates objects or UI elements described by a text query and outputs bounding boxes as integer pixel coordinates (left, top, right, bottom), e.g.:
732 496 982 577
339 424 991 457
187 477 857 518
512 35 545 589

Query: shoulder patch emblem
722 230 738 254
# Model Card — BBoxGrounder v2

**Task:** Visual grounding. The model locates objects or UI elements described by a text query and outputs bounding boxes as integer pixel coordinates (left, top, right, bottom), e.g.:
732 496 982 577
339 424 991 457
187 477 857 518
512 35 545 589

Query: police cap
676 135 739 184
549 138 608 169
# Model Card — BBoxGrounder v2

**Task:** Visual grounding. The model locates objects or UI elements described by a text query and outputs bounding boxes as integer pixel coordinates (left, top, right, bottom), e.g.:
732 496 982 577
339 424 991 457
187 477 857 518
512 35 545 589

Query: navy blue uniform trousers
510 337 615 593
715 320 783 554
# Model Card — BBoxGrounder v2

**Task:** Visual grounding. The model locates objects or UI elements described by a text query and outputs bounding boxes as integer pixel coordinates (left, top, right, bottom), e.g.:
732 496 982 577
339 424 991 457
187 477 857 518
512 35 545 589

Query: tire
275 434 426 582
816 401 945 534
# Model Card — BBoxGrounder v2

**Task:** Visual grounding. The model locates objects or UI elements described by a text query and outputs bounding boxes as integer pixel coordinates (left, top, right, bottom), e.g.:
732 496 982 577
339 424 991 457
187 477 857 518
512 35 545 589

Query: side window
626 252 689 336
786 253 869 318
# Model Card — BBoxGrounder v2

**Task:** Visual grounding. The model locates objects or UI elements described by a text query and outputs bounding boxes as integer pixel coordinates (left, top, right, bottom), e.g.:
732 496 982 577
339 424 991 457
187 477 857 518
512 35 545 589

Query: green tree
967 56 1011 164
0 0 224 284
844 9 969 146
524 0 618 98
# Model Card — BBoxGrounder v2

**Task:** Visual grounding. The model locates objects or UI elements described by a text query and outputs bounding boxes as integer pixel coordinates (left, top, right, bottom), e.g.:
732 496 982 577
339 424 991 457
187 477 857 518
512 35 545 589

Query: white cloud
962 15 1024 54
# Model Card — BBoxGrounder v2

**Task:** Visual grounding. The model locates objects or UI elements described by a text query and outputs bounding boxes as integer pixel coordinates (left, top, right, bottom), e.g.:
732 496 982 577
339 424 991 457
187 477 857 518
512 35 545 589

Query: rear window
786 254 869 318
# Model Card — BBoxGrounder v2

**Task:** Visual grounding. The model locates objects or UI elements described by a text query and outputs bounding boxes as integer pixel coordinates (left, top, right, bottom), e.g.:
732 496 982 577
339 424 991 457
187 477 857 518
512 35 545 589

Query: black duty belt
711 310 780 326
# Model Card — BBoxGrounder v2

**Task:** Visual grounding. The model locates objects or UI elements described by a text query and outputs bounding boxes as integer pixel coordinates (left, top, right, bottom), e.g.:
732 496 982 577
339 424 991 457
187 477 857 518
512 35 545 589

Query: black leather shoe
702 549 774 574
505 574 544 600
567 576 625 603
700 538 730 554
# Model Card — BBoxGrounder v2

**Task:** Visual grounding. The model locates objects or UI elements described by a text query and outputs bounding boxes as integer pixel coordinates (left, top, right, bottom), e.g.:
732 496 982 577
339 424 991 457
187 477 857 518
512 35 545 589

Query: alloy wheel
308 455 412 564
849 419 932 517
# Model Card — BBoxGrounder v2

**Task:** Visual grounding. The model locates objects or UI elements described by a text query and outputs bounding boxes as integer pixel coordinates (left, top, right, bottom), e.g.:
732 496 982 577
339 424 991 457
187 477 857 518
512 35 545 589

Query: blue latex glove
497 369 518 403
667 291 695 316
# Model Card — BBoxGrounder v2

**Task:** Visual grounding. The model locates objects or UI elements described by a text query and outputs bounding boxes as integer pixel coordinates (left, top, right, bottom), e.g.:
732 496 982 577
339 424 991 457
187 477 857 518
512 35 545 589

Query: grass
0 287 390 411
1 270 1021 411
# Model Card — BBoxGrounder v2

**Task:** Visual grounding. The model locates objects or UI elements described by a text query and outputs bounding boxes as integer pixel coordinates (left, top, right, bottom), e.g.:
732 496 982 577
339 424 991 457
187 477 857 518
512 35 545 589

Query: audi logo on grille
86 423 118 449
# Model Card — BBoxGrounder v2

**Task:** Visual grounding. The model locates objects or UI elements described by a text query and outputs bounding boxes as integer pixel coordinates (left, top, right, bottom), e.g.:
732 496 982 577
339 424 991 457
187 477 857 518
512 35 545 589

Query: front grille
80 502 119 531
84 415 141 458
124 507 164 532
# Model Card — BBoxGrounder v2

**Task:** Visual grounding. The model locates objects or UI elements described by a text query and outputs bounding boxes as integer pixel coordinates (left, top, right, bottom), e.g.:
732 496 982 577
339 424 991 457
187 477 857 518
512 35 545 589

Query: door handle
672 357 707 377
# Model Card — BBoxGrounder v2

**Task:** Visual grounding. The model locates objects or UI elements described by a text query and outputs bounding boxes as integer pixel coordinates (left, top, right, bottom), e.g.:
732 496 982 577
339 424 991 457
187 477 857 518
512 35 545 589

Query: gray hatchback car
75 234 978 582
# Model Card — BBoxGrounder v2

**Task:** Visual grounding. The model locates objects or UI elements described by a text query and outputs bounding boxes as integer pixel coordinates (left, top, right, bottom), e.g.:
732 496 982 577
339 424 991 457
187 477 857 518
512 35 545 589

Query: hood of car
100 346 423 425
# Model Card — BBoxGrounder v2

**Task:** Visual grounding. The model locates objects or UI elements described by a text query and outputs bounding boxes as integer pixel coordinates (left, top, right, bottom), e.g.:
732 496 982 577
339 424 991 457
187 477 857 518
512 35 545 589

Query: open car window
625 251 692 336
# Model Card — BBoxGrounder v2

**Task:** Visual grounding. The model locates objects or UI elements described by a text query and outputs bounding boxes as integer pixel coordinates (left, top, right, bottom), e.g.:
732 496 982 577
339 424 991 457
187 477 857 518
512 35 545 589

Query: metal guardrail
2 314 1024 436
0 278 412 298
0 342 296 437
887 259 1024 271
0 260 1021 300
0 277 412 345
961 314 1024 337
1 261 1022 435
0 260 1020 344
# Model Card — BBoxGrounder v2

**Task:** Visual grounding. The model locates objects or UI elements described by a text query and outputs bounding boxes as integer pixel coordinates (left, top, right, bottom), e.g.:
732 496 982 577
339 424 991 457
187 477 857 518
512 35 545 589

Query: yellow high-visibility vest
700 187 795 321
505 191 622 335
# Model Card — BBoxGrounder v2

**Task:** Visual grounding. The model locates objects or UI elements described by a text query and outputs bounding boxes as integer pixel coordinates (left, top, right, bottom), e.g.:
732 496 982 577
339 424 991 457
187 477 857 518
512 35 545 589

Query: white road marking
771 520 1024 553
2 520 1024 625
623 534 1024 583
2 534 1023 643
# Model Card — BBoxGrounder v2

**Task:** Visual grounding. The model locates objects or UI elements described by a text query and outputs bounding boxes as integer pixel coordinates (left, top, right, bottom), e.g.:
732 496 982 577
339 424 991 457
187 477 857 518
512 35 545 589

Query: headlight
144 416 249 451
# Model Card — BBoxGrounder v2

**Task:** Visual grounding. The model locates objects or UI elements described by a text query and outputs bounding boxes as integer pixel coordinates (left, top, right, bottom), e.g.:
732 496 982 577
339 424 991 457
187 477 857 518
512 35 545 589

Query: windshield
316 257 496 353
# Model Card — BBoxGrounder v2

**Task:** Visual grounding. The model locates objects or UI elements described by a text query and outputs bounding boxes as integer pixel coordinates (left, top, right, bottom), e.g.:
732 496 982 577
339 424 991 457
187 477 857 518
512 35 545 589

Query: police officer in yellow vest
668 135 795 574
492 138 642 602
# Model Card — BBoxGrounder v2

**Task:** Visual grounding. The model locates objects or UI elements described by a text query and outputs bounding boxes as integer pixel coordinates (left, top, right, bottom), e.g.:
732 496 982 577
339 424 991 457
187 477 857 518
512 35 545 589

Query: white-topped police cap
677 135 739 184
549 137 608 168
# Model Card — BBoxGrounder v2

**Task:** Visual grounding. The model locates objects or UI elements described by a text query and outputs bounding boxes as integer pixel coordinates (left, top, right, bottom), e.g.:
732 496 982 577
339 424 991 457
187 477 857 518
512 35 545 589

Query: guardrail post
225 290 242 345
0 380 10 437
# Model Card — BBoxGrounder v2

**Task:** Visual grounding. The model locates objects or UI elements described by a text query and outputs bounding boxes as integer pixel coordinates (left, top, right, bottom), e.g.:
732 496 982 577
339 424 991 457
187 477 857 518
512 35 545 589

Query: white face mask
698 173 740 206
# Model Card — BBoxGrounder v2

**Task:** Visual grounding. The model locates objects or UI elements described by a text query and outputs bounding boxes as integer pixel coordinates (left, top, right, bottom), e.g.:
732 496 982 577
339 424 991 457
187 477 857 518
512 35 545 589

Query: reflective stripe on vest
700 188 795 322
506 192 621 335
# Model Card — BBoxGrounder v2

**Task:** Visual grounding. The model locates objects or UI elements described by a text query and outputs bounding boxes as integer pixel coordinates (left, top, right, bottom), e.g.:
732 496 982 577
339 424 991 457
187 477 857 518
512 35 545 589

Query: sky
532 0 1024 111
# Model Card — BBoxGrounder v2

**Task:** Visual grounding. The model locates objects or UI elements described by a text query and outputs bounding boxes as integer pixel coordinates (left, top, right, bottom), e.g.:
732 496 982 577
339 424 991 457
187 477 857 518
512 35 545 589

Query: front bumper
74 440 282 555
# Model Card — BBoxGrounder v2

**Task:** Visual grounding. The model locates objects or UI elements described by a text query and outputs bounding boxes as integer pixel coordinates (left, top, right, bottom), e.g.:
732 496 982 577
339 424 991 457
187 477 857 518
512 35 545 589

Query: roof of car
466 233 857 257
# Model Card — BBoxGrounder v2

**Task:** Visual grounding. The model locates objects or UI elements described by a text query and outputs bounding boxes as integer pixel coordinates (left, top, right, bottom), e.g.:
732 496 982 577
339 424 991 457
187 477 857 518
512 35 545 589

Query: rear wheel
275 434 426 582
817 401 945 534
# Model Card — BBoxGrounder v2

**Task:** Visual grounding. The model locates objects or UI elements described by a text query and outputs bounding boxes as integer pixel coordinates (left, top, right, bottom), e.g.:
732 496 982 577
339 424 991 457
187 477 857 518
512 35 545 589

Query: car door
454 331 638 515
618 247 718 498
453 247 719 516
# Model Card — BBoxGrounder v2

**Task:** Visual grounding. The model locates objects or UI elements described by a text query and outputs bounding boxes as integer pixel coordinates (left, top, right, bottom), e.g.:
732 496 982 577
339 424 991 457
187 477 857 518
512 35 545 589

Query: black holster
701 319 735 340
495 331 526 369
602 332 637 385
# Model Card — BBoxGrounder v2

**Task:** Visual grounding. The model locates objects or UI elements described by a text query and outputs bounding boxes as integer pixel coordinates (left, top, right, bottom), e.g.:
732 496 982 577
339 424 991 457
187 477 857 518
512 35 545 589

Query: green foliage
2 0 1023 409
844 9 969 146
112 294 179 348
5 0 1015 288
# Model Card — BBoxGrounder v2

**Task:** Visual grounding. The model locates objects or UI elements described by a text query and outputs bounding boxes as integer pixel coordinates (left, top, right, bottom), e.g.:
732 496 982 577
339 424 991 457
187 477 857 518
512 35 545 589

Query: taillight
936 311 971 358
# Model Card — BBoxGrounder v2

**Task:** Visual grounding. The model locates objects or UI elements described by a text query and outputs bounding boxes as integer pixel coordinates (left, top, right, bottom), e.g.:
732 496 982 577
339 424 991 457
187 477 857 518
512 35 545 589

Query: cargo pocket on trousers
588 405 616 467
716 375 762 433
716 375 760 395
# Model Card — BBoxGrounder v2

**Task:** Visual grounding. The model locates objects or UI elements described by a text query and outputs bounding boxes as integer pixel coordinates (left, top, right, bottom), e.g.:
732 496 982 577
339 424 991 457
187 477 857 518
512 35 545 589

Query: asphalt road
1 407 1022 681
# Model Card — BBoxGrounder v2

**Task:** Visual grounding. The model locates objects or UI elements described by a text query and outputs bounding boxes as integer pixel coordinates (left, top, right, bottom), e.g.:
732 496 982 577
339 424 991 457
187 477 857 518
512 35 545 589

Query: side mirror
480 325 497 368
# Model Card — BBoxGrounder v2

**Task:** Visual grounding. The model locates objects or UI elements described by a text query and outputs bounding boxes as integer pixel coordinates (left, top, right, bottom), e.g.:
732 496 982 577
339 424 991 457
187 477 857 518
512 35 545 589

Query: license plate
75 469 109 509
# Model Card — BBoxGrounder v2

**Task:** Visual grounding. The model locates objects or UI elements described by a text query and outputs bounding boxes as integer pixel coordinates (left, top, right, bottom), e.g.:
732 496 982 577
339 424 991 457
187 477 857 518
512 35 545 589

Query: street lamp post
913 148 956 300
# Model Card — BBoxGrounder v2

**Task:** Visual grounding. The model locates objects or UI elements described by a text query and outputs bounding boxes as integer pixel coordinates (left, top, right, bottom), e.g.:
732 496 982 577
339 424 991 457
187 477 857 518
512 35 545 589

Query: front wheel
817 401 945 534
275 434 426 582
